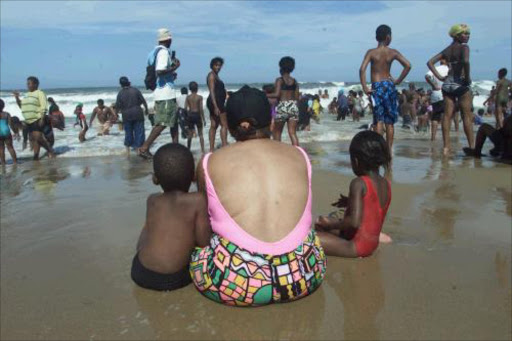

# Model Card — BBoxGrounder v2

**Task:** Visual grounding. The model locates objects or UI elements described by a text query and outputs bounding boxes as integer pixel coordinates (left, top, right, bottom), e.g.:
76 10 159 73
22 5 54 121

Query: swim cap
449 24 470 38
226 85 271 130
338 89 344 95
76 102 83 107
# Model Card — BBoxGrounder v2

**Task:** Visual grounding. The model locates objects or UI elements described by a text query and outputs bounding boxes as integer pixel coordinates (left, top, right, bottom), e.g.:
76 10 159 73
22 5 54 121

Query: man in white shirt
425 58 449 141
138 28 181 159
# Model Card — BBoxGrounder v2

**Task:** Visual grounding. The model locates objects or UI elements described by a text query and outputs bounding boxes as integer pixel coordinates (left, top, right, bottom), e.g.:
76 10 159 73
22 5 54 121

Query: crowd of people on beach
1 23 511 307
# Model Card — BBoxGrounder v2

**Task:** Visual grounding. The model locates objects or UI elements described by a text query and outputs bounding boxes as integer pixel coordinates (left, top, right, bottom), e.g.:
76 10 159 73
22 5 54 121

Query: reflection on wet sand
132 284 326 340
331 257 384 340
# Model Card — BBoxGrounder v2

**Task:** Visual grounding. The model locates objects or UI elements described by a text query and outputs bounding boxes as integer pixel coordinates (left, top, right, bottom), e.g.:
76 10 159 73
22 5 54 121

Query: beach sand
1 138 511 340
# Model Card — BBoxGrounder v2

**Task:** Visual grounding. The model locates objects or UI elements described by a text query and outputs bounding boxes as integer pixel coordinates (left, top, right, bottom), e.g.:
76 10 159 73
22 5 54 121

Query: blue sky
1 0 511 89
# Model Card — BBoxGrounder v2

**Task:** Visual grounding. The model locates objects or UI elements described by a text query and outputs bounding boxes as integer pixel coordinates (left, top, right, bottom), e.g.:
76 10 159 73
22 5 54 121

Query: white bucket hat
157 28 172 42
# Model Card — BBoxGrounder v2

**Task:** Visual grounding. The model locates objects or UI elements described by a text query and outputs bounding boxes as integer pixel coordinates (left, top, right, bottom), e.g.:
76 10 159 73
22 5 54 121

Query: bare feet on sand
379 232 392 243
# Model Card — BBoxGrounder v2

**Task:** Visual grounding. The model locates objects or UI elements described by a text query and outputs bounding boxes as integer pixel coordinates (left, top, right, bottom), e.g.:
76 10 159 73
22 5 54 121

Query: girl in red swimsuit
315 131 392 258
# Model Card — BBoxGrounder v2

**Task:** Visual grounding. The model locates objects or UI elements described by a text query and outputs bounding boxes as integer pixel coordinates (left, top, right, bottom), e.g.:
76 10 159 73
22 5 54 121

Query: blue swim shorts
371 79 398 125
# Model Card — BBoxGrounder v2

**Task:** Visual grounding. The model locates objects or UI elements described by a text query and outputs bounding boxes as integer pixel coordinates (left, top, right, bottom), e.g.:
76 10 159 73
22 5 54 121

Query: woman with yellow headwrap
426 24 474 155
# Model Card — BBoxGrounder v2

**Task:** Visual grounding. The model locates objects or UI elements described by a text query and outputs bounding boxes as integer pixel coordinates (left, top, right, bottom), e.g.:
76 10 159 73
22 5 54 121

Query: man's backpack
144 47 164 91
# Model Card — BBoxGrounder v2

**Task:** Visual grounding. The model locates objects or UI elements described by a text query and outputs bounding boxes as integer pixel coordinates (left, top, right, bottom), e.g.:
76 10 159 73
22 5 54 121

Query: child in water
73 103 88 142
315 131 392 258
131 143 211 291
0 99 18 165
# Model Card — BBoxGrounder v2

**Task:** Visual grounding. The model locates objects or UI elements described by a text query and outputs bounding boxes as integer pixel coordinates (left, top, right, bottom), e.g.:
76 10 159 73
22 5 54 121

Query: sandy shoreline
1 141 511 340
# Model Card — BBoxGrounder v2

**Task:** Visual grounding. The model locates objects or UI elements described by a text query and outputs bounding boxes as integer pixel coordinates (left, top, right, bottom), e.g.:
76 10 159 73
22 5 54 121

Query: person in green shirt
13 76 55 160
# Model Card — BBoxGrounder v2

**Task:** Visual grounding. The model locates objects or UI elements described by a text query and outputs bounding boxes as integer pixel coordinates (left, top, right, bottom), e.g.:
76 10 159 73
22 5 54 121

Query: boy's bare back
367 46 401 83
186 93 203 113
137 191 210 274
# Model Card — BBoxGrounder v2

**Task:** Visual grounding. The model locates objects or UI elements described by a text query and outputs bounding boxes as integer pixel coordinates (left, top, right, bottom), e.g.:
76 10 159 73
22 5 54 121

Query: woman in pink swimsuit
190 85 326 306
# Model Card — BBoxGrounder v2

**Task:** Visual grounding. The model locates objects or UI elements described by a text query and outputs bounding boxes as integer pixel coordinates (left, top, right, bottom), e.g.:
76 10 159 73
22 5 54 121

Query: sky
1 0 511 89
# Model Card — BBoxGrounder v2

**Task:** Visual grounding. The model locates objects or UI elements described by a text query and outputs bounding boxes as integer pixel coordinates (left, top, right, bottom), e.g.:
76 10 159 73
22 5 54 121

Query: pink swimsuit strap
202 146 312 255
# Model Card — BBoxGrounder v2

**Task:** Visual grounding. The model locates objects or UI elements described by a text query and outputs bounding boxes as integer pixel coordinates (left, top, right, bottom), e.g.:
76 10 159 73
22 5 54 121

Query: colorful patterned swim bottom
189 230 326 306
275 100 299 122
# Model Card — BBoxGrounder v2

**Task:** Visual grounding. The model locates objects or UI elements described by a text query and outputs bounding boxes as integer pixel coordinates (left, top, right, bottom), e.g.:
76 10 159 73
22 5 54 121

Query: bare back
138 192 210 274
369 46 398 83
186 93 202 113
206 139 308 243
441 43 468 81
275 75 299 101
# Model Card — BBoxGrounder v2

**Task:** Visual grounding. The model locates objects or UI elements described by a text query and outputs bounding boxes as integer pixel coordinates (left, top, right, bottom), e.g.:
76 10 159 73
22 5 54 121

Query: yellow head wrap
449 24 470 38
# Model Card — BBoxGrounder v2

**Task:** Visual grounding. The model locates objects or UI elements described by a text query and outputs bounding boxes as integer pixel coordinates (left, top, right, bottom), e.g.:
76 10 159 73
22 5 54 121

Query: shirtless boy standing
185 82 206 153
359 24 411 151
90 99 117 135
131 143 211 291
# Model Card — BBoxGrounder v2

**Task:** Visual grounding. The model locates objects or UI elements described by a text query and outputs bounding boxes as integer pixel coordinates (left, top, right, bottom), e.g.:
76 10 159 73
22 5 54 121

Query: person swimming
315 131 392 258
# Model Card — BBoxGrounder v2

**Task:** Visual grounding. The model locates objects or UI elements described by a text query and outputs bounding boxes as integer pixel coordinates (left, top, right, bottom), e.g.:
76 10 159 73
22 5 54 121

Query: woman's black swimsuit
207 73 226 116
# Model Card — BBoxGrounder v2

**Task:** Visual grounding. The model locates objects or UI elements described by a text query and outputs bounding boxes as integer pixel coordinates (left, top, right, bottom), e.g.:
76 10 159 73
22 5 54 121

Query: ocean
0 80 497 161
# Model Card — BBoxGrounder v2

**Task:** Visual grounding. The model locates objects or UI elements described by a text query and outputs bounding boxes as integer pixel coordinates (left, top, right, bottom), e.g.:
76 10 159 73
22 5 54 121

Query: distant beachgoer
483 87 496 116
185 81 206 153
337 90 349 121
359 24 411 151
47 97 65 131
262 84 277 132
298 94 311 130
495 68 512 129
74 103 88 142
312 95 321 123
138 28 180 159
12 76 55 159
353 92 365 122
315 131 392 258
425 58 449 141
463 114 512 161
176 87 189 140
400 92 414 128
0 99 18 165
357 91 368 117
207 57 228 152
427 23 474 155
90 99 117 136
190 85 326 306
407 83 419 123
131 143 211 291
114 76 148 153
267 56 300 145
328 97 338 115
323 89 329 99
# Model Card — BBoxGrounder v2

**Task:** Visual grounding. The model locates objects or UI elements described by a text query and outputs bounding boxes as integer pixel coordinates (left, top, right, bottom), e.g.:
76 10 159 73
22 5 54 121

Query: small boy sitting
131 143 211 291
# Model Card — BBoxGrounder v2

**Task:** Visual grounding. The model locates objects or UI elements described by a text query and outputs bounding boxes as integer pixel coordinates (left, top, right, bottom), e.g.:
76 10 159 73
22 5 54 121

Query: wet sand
1 139 511 340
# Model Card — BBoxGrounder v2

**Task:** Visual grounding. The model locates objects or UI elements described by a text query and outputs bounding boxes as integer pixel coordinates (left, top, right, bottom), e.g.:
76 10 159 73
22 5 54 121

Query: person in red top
315 131 393 257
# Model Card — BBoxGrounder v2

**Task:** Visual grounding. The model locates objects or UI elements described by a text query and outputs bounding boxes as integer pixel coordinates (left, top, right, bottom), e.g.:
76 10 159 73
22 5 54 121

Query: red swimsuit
353 176 392 257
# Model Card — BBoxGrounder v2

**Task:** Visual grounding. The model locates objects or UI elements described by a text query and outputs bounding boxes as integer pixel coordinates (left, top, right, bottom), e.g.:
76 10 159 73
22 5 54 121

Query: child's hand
331 194 349 208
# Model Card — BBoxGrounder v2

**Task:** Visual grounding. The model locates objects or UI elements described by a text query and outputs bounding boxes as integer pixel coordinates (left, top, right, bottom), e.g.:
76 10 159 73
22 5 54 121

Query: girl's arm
427 52 446 81
316 178 364 231
266 78 282 99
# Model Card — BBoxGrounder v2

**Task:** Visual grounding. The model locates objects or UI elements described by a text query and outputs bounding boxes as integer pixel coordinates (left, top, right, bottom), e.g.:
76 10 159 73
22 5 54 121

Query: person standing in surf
206 57 228 152
12 76 56 159
138 28 180 159
425 58 449 141
427 24 474 155
494 68 512 129
359 25 411 152
267 56 300 146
